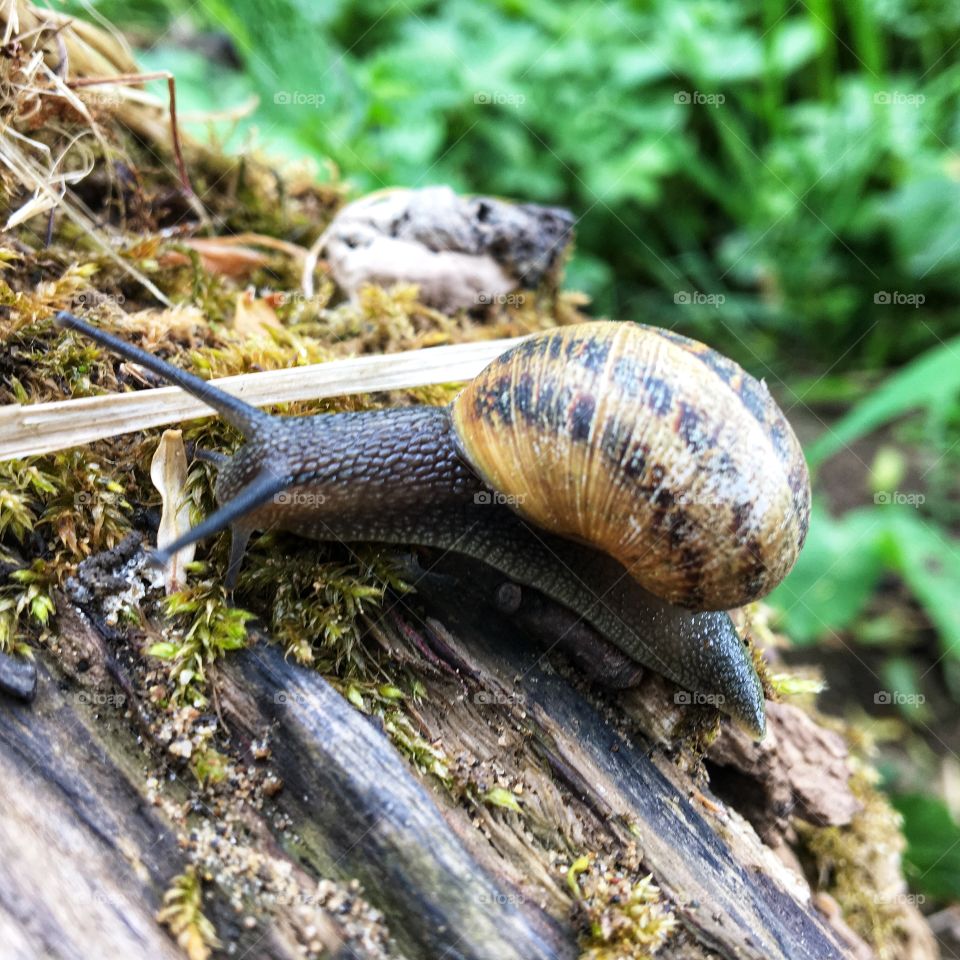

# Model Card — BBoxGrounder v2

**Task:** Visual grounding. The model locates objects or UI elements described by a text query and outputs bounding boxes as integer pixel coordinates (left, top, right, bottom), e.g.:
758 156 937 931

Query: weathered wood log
393 558 857 960
0 660 184 959
0 650 36 701
221 643 573 960
0 538 928 959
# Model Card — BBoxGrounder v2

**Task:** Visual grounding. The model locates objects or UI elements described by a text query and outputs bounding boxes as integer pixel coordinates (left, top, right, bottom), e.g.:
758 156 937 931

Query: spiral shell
451 321 810 610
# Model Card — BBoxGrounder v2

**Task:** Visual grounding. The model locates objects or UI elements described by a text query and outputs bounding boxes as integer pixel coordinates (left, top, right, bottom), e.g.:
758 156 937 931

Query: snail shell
451 321 810 610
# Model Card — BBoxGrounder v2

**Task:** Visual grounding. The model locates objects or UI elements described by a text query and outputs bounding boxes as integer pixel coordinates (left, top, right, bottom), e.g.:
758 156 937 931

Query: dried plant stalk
0 335 528 460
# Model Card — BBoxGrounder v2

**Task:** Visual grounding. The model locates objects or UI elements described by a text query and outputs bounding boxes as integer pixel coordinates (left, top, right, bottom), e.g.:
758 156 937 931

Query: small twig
65 71 194 196
302 225 331 298
44 204 55 246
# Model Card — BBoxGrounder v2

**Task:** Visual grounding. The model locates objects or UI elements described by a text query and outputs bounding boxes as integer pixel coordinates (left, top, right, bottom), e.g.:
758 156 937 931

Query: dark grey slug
56 312 812 737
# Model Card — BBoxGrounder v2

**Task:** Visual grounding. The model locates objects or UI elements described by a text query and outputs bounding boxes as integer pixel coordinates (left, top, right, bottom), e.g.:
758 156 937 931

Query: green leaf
879 657 932 722
807 336 960 466
768 20 821 74
768 503 884 644
148 642 180 660
567 855 591 896
882 510 960 658
771 502 960 662
892 793 960 900
483 787 523 813
885 175 960 282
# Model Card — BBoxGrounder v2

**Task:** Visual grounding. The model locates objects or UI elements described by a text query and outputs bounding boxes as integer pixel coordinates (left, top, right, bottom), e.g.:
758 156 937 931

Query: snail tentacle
55 311 270 436
150 467 291 570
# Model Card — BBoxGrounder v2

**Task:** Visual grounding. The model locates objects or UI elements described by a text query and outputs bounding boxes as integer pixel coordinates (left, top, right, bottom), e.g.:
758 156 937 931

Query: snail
55 312 811 737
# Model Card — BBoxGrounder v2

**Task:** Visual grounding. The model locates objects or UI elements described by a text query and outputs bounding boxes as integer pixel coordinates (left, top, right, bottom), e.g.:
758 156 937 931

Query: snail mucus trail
56 312 812 738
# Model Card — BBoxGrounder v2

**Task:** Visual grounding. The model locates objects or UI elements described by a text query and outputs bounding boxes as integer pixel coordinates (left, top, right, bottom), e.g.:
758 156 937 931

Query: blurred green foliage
893 792 960 899
770 334 960 696
73 0 960 371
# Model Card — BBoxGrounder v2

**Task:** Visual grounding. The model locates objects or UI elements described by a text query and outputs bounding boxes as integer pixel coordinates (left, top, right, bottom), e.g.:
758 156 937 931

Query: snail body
56 313 811 738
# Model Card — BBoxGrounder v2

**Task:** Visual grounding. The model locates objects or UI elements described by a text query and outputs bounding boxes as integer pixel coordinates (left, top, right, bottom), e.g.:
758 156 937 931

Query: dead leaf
150 429 194 593
159 238 270 278
233 286 281 339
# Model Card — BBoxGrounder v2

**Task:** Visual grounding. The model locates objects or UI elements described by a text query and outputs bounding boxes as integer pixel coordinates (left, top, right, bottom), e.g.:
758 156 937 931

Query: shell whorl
450 321 810 611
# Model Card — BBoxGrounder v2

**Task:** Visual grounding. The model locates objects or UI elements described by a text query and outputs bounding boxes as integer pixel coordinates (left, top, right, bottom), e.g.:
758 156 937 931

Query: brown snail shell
451 321 810 611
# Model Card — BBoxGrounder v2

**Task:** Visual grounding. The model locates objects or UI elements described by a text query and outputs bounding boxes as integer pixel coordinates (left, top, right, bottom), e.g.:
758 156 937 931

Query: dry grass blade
0 335 528 460
0 1 205 304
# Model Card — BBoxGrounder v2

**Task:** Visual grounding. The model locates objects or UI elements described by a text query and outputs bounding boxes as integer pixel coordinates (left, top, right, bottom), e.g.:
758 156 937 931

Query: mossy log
0 541 930 960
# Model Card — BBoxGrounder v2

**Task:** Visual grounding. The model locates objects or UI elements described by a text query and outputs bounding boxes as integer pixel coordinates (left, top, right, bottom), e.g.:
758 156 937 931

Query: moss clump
339 679 452 784
236 537 411 671
156 866 220 960
796 763 917 959
148 580 255 708
0 460 65 655
0 459 59 545
0 450 137 655
0 560 54 656
567 850 677 959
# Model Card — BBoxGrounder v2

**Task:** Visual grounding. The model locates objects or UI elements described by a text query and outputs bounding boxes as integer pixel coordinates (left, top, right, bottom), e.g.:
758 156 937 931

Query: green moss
236 536 410 671
156 866 220 960
191 745 230 787
0 460 58 542
148 582 255 708
796 764 915 959
0 560 55 656
0 451 135 654
569 853 678 959
768 673 828 698
482 786 523 814
38 450 136 558
337 679 452 783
